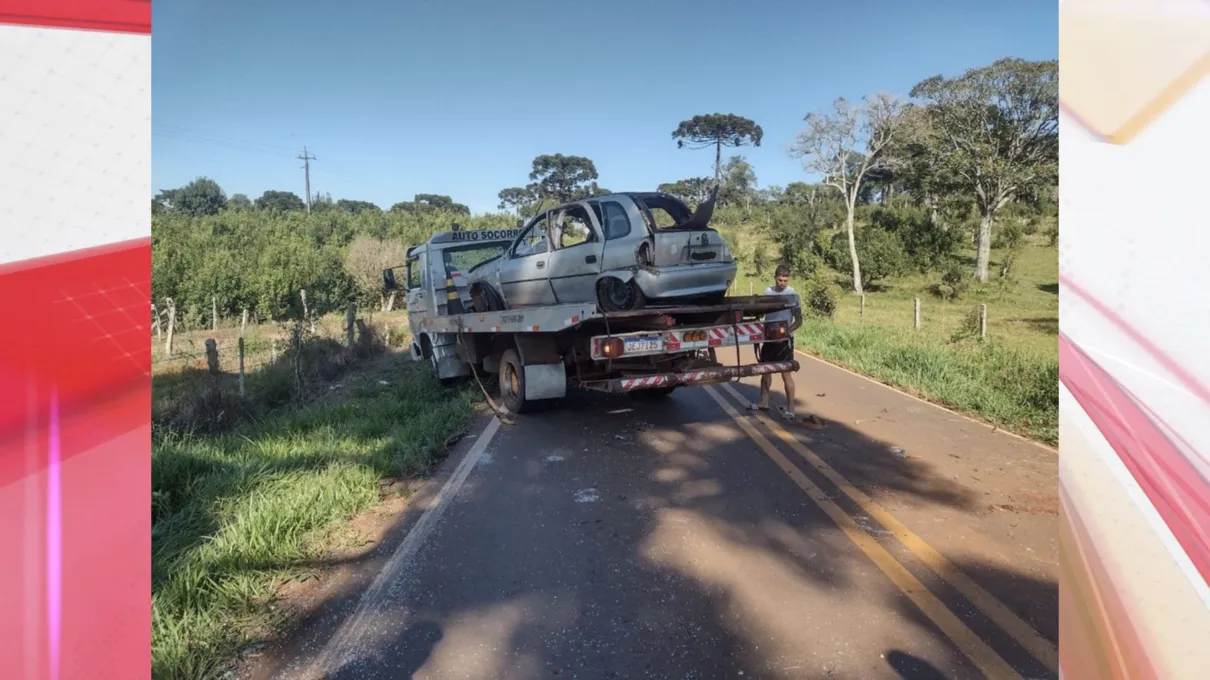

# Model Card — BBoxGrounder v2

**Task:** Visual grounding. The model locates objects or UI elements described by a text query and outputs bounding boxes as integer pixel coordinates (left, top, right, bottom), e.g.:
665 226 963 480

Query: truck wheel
499 348 534 414
629 386 677 400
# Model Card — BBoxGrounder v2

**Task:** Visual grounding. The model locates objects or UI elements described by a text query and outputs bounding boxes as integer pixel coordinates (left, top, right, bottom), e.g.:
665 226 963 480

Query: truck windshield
442 242 510 275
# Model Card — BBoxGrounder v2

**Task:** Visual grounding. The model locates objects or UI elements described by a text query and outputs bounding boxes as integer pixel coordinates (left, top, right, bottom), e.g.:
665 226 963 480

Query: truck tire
628 386 677 400
499 348 534 414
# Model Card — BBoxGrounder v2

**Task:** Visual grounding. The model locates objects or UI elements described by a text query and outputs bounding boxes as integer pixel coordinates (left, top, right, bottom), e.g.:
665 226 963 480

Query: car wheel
470 284 505 313
597 277 646 312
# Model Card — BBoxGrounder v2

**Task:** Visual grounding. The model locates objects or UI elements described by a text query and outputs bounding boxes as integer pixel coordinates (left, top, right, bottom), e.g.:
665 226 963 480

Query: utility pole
298 146 317 213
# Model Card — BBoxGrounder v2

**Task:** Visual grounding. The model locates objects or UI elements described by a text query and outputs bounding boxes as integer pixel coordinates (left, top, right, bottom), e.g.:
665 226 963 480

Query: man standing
750 264 824 428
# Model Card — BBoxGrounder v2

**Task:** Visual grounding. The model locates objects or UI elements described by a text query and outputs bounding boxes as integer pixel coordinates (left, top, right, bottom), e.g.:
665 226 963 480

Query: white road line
287 416 503 680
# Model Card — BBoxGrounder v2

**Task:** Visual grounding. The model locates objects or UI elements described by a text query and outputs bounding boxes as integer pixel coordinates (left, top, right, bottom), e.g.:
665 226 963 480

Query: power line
298 147 317 213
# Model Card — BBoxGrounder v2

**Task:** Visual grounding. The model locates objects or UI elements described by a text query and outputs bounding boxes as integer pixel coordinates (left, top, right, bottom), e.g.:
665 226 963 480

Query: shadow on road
241 383 1057 680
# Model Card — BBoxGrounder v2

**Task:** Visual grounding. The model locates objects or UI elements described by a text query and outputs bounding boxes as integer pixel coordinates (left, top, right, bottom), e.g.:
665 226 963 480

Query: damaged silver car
466 190 736 312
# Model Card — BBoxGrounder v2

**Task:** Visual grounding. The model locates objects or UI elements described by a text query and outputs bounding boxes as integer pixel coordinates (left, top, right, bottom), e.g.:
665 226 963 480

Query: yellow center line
702 385 1023 679
718 382 1059 674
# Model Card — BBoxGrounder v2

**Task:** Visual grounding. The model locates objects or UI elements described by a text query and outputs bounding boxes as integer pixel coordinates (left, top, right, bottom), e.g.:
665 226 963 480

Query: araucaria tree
527 154 603 205
790 93 905 294
672 114 763 184
908 58 1058 282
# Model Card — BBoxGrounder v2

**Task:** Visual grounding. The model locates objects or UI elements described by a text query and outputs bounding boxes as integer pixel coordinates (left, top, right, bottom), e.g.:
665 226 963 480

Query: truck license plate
625 336 662 354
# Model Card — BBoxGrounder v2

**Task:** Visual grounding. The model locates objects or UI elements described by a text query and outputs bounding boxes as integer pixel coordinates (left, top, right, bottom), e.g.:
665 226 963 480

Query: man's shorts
757 338 794 364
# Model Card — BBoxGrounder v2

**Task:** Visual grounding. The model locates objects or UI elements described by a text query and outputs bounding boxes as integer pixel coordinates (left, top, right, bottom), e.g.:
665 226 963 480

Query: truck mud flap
579 360 799 393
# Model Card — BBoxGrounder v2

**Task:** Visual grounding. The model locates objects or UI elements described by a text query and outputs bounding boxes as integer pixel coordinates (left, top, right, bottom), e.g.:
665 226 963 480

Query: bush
828 227 909 289
992 221 1024 250
801 277 837 318
930 262 970 301
868 206 961 272
1045 224 1059 247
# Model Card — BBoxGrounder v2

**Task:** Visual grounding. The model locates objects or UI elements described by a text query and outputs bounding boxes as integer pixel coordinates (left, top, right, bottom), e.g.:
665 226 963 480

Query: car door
497 213 558 307
404 251 427 316
597 196 649 272
546 201 606 303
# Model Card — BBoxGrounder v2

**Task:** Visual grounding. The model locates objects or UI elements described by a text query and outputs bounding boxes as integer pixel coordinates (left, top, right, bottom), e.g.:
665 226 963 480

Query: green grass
727 232 1058 444
151 357 475 680
794 321 1058 445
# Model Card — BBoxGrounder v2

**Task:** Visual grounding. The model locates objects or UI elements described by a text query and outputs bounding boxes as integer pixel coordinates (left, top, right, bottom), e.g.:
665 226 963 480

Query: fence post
205 338 219 375
212 296 219 332
913 298 921 330
860 294 866 321
346 302 355 347
292 327 303 391
238 337 246 397
271 337 278 363
241 308 248 337
979 304 988 338
152 303 162 339
165 298 176 357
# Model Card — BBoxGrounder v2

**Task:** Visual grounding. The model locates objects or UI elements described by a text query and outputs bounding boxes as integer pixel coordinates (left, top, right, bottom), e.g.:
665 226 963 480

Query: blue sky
152 0 1057 214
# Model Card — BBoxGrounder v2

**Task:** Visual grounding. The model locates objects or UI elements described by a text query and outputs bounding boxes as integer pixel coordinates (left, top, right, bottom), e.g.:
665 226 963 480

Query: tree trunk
845 207 863 294
714 138 722 185
386 290 396 312
974 211 994 282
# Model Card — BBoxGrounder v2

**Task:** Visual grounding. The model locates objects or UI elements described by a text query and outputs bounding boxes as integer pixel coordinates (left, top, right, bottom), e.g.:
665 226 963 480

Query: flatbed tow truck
385 227 799 414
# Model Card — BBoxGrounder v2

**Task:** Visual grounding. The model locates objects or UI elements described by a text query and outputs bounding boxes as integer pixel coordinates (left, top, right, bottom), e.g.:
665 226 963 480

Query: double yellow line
703 383 1058 680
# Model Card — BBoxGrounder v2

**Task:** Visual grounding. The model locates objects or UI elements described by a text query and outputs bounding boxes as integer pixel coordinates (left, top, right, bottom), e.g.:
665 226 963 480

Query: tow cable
456 325 514 426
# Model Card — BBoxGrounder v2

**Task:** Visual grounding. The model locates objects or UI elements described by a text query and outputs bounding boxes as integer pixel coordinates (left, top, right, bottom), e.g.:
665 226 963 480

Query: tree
335 199 380 215
156 177 227 216
345 234 406 312
414 193 470 215
657 177 714 207
255 190 307 212
908 58 1058 282
828 227 908 290
672 114 763 184
790 94 905 294
527 154 602 204
497 186 535 214
719 156 759 214
228 193 253 210
390 194 470 215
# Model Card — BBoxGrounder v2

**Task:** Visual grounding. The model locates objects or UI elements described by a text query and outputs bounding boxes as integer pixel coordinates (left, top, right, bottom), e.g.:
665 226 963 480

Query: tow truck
384 226 799 414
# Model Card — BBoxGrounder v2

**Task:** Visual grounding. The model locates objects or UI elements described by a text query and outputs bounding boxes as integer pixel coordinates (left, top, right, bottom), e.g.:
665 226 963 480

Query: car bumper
633 261 737 300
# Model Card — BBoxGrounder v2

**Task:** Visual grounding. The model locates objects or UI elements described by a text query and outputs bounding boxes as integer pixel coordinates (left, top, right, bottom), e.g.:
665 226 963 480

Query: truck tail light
764 320 788 340
683 330 708 342
600 338 624 358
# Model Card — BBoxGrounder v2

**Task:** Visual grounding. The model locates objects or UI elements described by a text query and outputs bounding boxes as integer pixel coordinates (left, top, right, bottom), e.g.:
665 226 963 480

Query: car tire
471 283 505 313
597 277 646 312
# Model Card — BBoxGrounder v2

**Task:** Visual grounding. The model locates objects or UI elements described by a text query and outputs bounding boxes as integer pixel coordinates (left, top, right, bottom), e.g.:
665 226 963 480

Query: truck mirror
382 268 397 291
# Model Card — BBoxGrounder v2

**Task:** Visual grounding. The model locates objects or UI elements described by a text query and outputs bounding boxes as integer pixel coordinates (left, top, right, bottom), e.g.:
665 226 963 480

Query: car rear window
633 194 694 230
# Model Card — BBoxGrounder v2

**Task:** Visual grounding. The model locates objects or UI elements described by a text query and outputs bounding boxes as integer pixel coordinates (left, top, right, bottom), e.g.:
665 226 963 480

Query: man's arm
790 294 803 332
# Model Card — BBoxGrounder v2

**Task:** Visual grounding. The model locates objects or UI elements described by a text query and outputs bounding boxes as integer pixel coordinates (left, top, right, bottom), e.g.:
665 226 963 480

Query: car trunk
648 229 728 267
632 192 731 268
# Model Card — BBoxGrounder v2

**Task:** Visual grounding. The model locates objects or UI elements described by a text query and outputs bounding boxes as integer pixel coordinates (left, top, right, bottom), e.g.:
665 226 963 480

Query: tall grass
795 321 1058 445
151 358 475 680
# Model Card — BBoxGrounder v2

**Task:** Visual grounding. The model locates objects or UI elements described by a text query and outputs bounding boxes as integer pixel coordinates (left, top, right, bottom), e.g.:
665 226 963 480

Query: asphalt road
256 348 1059 680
